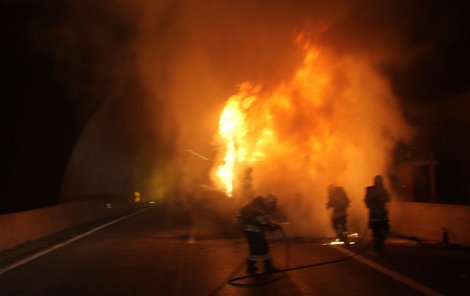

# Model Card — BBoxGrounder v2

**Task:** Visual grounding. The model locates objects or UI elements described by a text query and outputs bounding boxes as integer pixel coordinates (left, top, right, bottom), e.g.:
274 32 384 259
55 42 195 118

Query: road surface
0 203 468 295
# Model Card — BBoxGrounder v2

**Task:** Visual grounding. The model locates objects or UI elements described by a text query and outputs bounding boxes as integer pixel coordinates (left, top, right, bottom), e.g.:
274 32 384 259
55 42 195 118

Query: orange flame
214 84 274 197
211 36 412 235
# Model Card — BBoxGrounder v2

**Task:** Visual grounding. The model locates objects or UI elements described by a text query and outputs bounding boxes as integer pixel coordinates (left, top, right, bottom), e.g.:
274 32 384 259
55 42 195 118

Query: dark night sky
1 0 469 214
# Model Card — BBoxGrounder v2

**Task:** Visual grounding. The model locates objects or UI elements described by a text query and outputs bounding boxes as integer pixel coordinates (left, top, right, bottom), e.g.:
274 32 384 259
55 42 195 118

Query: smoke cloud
34 0 436 235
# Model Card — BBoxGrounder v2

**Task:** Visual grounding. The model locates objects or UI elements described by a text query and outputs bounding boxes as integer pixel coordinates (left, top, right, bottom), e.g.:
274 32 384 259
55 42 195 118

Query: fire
214 84 273 197
211 34 412 236
215 96 240 197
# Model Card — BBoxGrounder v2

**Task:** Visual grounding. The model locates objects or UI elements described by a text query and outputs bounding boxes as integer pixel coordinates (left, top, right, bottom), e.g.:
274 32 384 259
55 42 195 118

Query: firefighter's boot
263 259 280 273
247 260 258 274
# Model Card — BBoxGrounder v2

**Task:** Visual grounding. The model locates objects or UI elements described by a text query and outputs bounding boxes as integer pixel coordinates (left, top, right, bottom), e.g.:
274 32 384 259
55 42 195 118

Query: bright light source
133 191 141 203
330 241 345 245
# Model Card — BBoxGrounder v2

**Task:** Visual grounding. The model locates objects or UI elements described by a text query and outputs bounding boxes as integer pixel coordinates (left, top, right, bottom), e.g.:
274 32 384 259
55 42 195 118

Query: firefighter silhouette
365 175 390 251
237 194 281 274
326 185 350 243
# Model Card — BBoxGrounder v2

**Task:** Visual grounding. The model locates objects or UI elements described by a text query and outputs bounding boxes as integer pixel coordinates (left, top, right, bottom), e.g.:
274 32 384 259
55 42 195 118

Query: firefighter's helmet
374 175 383 186
263 194 277 212
265 194 277 204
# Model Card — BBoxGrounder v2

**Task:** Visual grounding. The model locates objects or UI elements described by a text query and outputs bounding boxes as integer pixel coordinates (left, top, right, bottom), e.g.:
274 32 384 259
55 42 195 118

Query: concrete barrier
0 199 130 252
390 201 470 246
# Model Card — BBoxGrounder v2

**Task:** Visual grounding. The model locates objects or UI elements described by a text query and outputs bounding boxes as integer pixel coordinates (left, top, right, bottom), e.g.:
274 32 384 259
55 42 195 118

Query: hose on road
228 227 373 287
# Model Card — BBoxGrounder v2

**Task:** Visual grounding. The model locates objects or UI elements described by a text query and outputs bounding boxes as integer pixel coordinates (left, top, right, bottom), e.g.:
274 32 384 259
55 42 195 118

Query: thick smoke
34 0 435 234
127 0 416 236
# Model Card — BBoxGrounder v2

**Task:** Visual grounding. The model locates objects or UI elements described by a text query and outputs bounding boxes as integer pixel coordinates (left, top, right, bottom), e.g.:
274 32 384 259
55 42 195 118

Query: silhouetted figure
237 194 280 274
365 175 390 251
327 185 350 243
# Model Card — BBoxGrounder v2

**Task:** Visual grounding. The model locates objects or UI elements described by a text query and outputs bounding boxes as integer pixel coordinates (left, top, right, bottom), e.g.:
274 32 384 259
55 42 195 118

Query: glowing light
330 240 345 245
214 96 243 197
322 239 356 246
213 86 272 197
211 33 412 202
133 191 141 203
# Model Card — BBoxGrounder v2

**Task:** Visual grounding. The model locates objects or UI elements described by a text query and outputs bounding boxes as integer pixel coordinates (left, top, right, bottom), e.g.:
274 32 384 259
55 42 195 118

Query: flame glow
211 36 412 236
214 84 274 197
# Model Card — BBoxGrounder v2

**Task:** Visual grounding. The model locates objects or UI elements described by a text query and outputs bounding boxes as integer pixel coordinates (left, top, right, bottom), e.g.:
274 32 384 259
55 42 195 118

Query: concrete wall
60 98 134 203
390 201 470 246
0 199 130 252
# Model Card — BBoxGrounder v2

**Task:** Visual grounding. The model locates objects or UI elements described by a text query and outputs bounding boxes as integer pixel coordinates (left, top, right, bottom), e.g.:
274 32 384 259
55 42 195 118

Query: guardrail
390 201 470 246
0 199 129 252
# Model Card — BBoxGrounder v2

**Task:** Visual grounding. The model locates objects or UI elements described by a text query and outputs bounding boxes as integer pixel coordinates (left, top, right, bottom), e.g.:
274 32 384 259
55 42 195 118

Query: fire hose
228 226 373 286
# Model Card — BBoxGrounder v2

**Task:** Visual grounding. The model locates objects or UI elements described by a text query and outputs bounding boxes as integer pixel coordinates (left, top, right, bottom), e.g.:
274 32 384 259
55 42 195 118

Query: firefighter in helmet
364 175 390 251
238 194 281 274
326 185 350 243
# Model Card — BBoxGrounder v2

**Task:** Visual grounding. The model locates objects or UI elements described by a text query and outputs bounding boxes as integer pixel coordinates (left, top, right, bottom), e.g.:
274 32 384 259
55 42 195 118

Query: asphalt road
0 203 468 296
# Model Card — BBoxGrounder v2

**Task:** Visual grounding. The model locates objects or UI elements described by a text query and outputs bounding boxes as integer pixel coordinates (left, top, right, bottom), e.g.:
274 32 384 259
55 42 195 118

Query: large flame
211 36 412 236
214 84 274 197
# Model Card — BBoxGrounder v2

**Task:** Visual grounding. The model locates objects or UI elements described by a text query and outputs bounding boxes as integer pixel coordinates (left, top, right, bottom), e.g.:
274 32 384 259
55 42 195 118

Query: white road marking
0 207 152 275
173 244 185 296
333 246 444 296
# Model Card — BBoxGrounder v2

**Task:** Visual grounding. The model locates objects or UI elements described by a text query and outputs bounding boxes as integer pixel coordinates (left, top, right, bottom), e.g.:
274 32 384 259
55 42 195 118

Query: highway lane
0 203 468 295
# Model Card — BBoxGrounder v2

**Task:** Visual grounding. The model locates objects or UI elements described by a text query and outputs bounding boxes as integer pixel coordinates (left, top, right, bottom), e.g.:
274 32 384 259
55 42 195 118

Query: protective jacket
238 196 279 274
365 176 390 251
238 197 277 232
327 186 350 218
365 185 390 222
